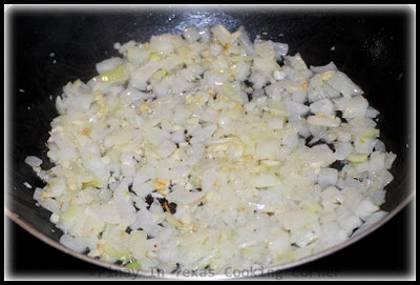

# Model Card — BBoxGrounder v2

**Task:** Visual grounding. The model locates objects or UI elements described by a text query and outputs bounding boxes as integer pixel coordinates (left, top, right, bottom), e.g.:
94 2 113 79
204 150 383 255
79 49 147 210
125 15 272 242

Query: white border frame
4 4 416 281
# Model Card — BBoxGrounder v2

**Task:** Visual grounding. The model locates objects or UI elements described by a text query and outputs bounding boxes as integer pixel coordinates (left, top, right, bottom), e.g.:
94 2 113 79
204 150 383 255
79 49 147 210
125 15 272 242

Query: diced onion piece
310 62 337 73
309 98 335 116
96 57 124 73
307 114 341 127
342 96 368 118
347 153 368 163
25 156 43 167
60 234 88 253
251 173 282 188
327 71 363 97
100 64 129 83
273 42 289 59
355 199 379 220
183 27 200 43
318 168 338 187
211 25 233 45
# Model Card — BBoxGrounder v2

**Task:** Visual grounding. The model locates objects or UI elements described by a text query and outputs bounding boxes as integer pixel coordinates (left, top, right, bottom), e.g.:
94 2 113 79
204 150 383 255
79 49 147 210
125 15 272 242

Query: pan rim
5 191 414 280
5 5 415 280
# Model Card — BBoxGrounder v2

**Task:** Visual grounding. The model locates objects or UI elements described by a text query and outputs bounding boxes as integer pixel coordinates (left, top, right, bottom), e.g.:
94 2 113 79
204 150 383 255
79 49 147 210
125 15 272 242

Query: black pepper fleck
133 202 140 212
168 202 177 214
114 260 124 266
145 194 154 210
128 183 137 196
329 160 347 171
82 247 90 255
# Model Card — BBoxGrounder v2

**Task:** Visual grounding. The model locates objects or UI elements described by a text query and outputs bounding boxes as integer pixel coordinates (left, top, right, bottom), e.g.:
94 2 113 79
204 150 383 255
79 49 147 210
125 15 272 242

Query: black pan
7 6 414 279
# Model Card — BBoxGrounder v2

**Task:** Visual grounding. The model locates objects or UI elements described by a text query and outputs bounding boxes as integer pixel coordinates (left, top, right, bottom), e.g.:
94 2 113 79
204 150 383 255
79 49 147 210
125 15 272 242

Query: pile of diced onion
25 25 396 274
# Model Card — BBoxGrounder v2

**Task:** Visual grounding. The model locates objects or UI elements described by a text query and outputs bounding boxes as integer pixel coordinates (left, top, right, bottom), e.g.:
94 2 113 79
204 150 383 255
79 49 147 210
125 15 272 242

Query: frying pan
6 6 414 279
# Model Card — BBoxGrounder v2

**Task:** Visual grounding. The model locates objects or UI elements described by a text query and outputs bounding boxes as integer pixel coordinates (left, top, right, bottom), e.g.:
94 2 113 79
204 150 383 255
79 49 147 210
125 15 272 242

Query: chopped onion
25 156 43 167
273 42 289 59
96 57 124 74
310 62 337 73
238 26 255 56
318 168 338 188
24 24 396 274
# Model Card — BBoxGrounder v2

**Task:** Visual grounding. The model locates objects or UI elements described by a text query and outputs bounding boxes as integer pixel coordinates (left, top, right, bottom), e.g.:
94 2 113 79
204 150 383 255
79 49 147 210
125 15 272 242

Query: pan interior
8 7 412 275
